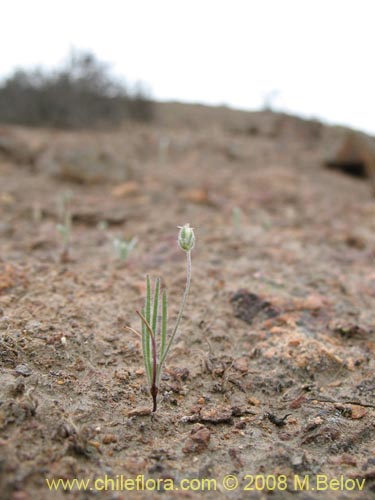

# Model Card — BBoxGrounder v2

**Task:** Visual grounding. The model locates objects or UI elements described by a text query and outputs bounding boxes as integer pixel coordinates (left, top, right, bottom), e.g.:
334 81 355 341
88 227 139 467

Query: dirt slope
0 105 374 499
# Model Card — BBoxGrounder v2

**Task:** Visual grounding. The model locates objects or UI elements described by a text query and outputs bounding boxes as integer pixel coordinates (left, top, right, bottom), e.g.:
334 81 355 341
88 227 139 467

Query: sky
1 0 374 134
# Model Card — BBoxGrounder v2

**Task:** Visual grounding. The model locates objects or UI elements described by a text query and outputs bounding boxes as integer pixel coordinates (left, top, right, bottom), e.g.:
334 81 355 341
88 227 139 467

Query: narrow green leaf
141 306 151 384
146 275 151 324
160 289 168 359
152 278 160 340
144 277 152 383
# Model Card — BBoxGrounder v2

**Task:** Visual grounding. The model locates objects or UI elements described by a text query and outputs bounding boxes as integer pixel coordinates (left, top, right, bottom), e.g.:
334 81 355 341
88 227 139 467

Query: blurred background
0 0 374 133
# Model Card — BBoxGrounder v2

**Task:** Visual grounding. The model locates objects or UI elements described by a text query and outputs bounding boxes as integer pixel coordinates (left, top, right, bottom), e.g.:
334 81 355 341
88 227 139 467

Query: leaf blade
152 277 160 341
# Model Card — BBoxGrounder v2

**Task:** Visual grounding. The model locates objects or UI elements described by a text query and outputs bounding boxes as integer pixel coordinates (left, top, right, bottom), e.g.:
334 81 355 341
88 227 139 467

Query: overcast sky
1 0 374 133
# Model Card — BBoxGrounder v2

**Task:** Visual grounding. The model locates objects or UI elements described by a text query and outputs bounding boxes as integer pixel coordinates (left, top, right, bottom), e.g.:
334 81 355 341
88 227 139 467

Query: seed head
178 223 195 252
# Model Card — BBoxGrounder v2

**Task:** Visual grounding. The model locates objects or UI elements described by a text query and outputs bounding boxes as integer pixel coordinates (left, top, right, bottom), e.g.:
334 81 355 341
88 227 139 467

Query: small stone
291 454 304 467
350 405 367 419
233 357 248 372
87 440 101 449
248 397 260 407
15 364 32 377
102 434 118 444
126 407 152 417
183 424 211 454
289 395 307 409
111 181 140 198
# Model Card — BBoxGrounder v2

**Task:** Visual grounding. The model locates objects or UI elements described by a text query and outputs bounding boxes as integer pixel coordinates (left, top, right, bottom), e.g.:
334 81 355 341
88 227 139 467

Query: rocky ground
0 103 374 499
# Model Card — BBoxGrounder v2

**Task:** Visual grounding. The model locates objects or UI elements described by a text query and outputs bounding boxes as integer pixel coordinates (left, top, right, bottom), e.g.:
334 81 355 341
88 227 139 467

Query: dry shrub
0 50 153 128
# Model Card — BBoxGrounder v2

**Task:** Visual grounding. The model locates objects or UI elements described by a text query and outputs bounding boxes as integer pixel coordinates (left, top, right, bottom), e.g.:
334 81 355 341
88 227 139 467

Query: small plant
158 136 170 165
232 206 243 234
56 191 73 260
127 224 195 412
97 220 109 231
113 236 137 261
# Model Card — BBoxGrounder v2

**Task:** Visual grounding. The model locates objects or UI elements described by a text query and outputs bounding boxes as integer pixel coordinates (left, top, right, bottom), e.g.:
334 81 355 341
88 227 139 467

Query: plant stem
150 385 158 412
158 250 191 377
136 310 158 412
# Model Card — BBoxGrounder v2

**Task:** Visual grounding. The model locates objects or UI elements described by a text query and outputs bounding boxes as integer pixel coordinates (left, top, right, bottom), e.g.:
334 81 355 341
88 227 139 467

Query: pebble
15 364 33 377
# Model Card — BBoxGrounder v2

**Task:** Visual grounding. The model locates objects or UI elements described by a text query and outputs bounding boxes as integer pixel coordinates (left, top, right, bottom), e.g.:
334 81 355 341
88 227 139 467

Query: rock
289 395 307 409
102 434 118 444
230 290 279 325
350 405 367 420
233 357 248 373
15 364 32 377
126 407 152 417
182 424 211 454
324 131 375 193
111 181 140 197
248 397 260 407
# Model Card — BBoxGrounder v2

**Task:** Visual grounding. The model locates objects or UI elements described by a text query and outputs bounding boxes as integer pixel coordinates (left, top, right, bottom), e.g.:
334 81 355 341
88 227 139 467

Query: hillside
0 103 374 499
